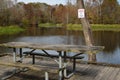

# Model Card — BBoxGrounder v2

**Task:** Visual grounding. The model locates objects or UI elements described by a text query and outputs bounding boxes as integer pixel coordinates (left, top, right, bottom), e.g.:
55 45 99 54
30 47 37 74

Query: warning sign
78 9 85 18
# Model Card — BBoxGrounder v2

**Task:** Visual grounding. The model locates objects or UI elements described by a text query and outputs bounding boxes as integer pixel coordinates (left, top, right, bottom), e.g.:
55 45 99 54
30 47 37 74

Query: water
0 27 120 64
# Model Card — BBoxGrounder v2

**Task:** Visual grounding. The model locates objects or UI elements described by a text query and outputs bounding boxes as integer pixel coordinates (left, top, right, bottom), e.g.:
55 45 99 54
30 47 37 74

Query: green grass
38 23 63 28
67 24 120 31
91 24 120 31
0 25 24 35
38 23 120 31
67 24 82 30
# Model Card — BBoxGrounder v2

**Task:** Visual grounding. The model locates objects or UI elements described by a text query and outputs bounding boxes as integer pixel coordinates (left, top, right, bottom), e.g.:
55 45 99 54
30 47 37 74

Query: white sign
78 9 85 18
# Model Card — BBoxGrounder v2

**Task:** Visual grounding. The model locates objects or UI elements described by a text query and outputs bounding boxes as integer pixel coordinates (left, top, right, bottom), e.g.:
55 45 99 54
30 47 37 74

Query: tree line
0 0 120 27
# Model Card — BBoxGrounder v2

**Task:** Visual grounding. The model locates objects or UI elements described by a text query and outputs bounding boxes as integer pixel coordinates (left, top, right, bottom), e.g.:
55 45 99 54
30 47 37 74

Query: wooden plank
77 64 91 73
0 61 58 73
1 55 120 80
69 64 91 80
71 64 104 80
107 68 120 80
101 67 115 80
114 68 120 80
81 65 103 80
0 61 120 80
78 64 93 80
94 66 110 80
0 42 104 53
88 65 103 80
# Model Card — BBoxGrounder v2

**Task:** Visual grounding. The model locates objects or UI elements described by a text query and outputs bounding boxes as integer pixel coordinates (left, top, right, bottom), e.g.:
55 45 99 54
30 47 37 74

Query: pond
0 27 120 64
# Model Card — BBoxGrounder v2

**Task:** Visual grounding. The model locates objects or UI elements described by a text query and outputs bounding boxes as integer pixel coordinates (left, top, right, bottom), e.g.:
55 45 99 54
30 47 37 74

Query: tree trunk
77 0 96 61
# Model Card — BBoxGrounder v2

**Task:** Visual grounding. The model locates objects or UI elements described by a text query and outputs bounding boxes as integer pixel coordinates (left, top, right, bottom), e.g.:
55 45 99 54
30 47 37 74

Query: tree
101 0 119 24
53 4 66 23
40 3 52 23
116 5 120 24
84 0 104 24
83 0 119 24
23 3 43 27
77 0 96 61
9 2 25 25
0 0 14 26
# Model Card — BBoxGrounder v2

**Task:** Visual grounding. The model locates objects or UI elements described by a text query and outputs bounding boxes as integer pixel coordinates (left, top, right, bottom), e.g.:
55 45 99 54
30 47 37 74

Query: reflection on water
94 31 120 53
93 31 120 64
0 27 120 64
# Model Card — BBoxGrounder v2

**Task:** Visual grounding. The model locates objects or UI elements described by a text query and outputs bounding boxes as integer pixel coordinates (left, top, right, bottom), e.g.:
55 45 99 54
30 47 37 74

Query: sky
17 0 67 5
17 0 120 5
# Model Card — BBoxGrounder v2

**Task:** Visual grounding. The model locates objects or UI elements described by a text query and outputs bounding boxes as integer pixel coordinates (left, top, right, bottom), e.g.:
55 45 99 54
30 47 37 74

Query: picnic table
0 42 104 80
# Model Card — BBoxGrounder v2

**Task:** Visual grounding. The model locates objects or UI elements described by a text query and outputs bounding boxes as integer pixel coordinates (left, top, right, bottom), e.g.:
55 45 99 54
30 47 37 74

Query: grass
91 24 120 31
0 25 24 35
38 23 120 31
0 24 119 35
67 23 82 30
67 24 120 31
38 23 63 28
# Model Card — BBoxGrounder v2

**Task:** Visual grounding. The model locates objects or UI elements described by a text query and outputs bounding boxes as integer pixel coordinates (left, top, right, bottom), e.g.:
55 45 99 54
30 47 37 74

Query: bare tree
0 0 14 26
77 0 96 61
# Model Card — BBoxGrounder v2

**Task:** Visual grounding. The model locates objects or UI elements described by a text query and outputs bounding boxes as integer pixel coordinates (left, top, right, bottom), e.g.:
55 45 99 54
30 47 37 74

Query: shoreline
0 24 120 36
39 23 120 31
0 25 24 35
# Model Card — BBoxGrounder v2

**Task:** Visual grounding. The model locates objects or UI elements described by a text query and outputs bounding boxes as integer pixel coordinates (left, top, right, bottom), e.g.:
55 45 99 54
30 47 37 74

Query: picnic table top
0 42 104 53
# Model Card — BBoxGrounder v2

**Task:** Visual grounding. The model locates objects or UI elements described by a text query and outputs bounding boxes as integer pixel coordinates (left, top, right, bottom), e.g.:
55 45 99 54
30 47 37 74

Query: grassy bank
91 24 120 31
38 23 63 28
38 23 120 31
0 25 24 35
67 24 120 31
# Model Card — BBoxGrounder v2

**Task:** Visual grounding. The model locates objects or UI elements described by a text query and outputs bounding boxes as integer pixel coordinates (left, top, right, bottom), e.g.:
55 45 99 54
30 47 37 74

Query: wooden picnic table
0 42 104 52
0 42 104 80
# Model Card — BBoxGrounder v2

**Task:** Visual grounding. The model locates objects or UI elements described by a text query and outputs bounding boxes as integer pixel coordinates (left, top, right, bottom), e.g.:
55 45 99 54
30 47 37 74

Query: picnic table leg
32 54 35 64
19 48 23 62
13 48 23 63
19 48 22 58
63 51 67 77
73 58 76 72
58 51 64 80
13 48 16 62
45 72 49 80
